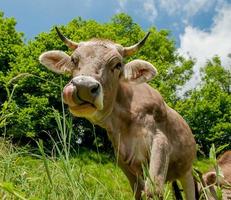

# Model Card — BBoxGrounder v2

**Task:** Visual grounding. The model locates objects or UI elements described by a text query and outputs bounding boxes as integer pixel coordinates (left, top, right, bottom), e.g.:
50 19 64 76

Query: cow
202 150 231 200
39 27 196 200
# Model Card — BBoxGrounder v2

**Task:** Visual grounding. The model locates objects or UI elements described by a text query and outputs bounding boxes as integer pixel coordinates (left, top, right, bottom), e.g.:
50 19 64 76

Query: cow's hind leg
179 169 196 200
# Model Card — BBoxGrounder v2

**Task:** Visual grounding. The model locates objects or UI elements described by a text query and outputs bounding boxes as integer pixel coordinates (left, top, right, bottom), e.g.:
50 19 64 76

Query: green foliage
0 12 194 148
0 12 23 74
0 11 229 155
0 12 24 110
176 57 231 154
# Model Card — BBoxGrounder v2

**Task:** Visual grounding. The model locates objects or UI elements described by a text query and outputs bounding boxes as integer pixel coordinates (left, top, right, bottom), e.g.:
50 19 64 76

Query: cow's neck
96 82 134 146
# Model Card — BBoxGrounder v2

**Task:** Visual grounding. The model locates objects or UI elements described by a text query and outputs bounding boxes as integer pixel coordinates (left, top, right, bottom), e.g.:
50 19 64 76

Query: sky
0 0 231 88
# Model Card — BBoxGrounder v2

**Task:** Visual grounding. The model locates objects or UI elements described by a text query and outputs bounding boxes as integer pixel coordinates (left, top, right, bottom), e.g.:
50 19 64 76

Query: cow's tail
172 181 183 200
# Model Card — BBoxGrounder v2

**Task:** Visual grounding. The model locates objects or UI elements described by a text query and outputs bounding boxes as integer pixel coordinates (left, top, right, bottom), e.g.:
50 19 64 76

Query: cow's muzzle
63 76 103 114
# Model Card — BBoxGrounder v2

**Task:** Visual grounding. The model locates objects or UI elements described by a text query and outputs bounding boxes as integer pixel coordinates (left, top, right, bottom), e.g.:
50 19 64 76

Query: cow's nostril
71 79 76 86
90 84 100 96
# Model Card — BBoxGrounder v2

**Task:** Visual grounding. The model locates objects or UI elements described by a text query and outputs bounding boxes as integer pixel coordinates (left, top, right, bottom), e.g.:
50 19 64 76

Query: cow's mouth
69 103 97 115
69 100 97 111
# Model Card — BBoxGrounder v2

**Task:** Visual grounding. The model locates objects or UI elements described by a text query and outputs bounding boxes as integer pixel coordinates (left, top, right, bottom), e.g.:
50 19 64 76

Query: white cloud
159 0 182 15
159 0 216 18
183 0 215 17
143 0 158 23
116 0 158 23
178 3 231 90
116 0 128 12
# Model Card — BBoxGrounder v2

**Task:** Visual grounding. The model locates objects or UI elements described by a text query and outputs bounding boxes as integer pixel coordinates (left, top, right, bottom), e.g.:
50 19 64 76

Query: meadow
0 137 216 200
0 138 134 200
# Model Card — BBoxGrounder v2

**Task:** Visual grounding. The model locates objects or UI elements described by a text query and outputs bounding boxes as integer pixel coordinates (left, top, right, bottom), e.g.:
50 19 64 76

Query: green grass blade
37 140 53 187
0 182 28 200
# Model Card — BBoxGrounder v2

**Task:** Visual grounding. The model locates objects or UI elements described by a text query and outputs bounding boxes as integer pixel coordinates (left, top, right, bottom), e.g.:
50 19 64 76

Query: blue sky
1 0 231 87
0 0 224 43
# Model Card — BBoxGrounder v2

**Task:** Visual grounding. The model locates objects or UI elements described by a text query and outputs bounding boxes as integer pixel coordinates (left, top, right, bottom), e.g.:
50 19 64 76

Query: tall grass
0 137 132 199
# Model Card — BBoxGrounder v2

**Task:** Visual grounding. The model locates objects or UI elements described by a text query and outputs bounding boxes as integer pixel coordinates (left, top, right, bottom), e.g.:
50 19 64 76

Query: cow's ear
39 50 72 74
122 59 157 84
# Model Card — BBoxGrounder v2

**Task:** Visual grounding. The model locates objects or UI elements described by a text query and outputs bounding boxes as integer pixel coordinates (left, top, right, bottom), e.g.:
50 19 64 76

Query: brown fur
39 37 197 200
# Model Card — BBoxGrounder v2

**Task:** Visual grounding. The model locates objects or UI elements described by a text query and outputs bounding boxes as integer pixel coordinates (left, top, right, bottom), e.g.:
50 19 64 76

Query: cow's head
39 27 157 122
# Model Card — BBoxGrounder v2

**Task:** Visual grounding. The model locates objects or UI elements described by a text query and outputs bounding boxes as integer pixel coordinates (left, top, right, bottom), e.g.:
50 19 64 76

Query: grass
0 139 133 200
0 125 222 200
0 139 218 200
0 133 225 200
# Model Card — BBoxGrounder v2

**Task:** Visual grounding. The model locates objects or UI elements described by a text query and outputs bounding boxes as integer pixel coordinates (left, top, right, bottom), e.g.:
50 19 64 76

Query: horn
123 31 150 57
55 27 78 50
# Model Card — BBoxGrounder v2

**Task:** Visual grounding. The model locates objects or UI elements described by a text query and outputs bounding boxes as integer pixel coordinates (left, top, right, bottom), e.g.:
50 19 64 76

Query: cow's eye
114 62 122 70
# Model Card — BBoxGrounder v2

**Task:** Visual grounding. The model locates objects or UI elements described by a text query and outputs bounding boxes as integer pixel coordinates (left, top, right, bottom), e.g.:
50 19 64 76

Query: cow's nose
71 76 101 105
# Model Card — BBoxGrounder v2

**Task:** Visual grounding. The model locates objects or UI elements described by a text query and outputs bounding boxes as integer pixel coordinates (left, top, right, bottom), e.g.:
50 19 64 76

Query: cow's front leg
119 160 144 200
144 132 169 199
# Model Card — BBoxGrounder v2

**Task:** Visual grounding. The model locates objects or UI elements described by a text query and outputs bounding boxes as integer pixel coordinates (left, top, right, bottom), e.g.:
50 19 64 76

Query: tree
0 12 25 132
0 12 24 105
176 56 231 154
0 13 194 151
0 12 23 74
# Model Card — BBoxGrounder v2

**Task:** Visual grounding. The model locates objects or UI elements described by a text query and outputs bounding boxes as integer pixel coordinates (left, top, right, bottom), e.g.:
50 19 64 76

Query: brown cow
202 150 231 200
39 27 196 199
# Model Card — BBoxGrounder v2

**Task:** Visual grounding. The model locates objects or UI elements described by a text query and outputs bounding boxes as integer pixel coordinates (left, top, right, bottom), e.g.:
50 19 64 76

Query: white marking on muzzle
95 88 104 110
